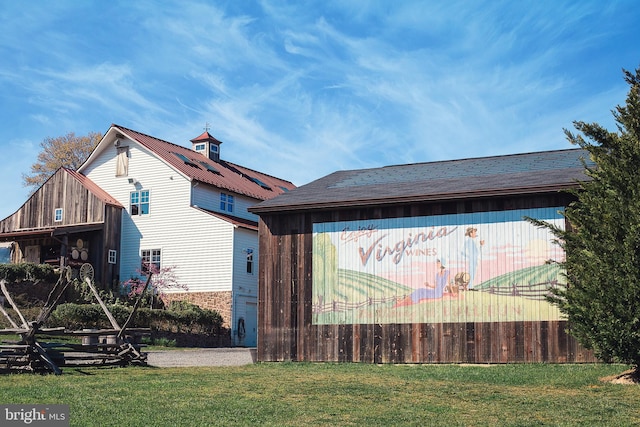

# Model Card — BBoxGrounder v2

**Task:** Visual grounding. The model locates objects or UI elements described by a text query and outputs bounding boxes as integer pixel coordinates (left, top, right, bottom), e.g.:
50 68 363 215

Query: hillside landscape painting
313 208 566 325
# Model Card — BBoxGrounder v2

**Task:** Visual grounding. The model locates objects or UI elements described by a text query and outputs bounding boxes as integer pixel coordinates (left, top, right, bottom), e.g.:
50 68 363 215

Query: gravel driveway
147 348 256 367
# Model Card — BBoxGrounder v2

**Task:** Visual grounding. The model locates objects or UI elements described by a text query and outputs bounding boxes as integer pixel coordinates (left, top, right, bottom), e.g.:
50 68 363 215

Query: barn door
24 245 40 263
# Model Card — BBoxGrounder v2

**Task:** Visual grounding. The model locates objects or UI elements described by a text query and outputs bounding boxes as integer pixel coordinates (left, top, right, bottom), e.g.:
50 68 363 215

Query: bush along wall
47 301 230 347
0 264 231 346
0 263 58 284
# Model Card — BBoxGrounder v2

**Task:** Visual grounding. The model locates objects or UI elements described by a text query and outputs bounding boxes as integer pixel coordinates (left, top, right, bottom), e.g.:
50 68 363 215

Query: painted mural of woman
394 258 449 306
462 227 484 289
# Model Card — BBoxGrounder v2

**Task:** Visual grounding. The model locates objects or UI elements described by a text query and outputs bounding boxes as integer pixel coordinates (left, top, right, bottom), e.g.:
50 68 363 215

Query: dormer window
195 143 206 152
210 144 218 154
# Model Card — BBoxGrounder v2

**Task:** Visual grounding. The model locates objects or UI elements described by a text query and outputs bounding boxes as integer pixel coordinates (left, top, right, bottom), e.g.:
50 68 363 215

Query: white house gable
79 127 263 295
75 124 294 345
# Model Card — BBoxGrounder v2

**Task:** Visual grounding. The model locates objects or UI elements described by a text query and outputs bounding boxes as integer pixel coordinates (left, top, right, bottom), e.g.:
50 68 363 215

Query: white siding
192 183 261 222
83 141 237 293
150 208 235 293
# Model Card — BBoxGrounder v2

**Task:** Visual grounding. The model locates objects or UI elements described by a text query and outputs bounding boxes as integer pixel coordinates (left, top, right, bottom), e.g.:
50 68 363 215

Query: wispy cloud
0 0 637 218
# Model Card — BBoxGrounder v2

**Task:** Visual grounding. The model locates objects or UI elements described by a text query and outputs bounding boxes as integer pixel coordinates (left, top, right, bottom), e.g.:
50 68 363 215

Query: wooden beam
118 273 153 339
33 341 61 375
84 277 120 330
0 279 28 328
0 301 19 329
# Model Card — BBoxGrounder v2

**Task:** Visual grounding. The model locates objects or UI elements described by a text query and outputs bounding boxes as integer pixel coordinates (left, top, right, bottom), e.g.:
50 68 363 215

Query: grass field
1 363 639 426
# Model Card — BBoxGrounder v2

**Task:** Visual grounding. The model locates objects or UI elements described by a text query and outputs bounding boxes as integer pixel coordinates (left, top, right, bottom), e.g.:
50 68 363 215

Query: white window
210 144 219 154
141 249 161 274
130 190 150 215
220 193 234 213
246 248 254 274
108 250 117 264
54 208 63 222
195 143 206 152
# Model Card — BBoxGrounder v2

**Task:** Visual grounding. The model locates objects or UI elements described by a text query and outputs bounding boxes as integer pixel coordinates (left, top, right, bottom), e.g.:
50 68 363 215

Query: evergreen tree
534 66 640 368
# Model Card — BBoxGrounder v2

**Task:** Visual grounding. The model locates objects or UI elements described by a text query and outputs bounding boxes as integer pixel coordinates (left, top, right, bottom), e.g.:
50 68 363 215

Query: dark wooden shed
0 168 123 289
250 149 598 363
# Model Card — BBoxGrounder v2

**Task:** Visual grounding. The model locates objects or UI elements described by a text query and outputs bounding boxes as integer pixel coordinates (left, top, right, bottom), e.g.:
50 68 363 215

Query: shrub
165 301 224 335
48 303 112 330
47 302 225 344
0 263 57 284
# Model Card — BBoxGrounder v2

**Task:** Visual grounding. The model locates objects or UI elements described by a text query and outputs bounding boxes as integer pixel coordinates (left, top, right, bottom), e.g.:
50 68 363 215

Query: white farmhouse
78 124 295 346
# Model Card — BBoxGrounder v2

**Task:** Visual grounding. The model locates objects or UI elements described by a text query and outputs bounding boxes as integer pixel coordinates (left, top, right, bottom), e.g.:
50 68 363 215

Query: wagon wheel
65 266 73 281
80 263 94 282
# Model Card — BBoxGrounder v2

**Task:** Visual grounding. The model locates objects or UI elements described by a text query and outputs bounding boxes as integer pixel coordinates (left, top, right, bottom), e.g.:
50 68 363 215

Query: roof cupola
190 126 223 162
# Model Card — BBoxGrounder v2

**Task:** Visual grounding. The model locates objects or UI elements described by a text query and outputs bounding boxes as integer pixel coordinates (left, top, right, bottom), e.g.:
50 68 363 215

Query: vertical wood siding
257 193 597 363
0 169 122 289
0 169 105 231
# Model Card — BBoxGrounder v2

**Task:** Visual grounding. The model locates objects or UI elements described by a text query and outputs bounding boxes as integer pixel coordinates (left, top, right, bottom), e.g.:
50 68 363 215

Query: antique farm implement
0 267 151 374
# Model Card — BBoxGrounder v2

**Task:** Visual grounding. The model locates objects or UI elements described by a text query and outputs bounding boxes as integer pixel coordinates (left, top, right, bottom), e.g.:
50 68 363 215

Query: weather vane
204 122 211 132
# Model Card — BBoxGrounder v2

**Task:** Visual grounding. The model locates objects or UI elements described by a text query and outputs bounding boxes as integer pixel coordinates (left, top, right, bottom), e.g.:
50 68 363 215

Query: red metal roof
112 124 295 201
63 168 123 207
193 207 258 231
190 131 222 144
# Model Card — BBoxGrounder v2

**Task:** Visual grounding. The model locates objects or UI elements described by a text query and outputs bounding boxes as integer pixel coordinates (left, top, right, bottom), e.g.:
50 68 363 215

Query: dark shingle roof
250 149 590 213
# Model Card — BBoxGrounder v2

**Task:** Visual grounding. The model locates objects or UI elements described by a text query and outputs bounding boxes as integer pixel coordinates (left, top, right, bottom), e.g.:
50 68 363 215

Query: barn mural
312 207 565 325
252 149 596 363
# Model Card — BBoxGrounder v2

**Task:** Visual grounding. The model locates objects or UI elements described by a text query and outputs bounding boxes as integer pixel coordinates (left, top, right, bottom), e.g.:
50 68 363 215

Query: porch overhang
0 228 55 241
0 222 104 242
51 223 104 237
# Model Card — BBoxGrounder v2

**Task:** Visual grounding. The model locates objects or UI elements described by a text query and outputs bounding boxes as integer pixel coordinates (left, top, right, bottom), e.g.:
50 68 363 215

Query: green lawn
1 363 638 426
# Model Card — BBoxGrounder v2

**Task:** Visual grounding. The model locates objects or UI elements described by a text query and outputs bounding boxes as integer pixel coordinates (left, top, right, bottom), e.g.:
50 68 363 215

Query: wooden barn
249 149 598 363
0 168 123 289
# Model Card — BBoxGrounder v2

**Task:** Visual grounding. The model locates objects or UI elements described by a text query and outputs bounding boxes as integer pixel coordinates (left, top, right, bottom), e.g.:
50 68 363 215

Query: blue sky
0 1 638 219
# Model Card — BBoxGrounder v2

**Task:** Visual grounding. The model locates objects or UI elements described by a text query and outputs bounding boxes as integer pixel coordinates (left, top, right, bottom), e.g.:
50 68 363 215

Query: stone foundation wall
159 291 233 347
162 291 231 328
161 291 233 327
